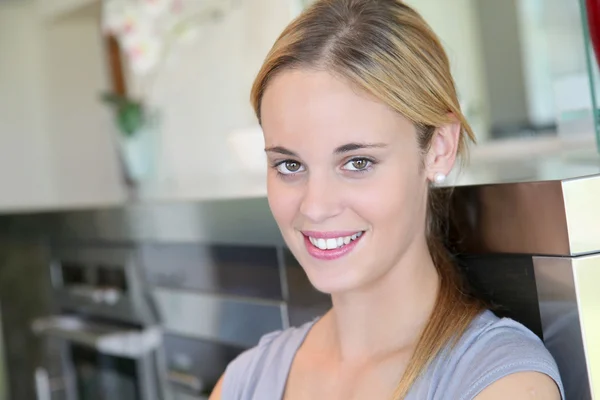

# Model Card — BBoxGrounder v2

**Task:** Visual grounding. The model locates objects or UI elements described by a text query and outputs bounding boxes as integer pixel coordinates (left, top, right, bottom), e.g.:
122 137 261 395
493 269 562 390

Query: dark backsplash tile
163 333 245 392
141 243 283 300
283 248 331 325
153 287 285 348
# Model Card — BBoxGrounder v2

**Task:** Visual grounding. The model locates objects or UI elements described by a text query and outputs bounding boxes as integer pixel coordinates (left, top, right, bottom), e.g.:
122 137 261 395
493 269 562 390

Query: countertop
135 134 600 203
447 135 600 187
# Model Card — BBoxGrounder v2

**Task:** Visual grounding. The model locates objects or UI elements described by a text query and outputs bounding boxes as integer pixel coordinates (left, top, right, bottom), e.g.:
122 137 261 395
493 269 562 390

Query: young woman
210 0 564 398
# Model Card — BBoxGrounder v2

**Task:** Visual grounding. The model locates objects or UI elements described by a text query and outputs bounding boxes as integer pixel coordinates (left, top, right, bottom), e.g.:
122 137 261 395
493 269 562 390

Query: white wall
131 0 296 186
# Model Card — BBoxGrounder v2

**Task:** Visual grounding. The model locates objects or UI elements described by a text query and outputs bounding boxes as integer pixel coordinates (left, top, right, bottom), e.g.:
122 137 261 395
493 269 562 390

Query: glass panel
61 263 87 287
71 345 139 400
96 265 128 292
580 0 600 153
515 0 591 141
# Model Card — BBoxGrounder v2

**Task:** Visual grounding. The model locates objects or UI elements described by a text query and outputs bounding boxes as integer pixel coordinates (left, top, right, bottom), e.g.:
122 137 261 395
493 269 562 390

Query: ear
425 118 461 183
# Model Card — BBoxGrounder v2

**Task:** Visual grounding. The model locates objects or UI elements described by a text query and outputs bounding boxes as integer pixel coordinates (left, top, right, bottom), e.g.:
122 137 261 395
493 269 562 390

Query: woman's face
261 69 443 294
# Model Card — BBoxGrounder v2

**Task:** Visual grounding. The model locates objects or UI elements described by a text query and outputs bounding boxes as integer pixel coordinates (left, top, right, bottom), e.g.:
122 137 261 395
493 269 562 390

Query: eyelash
271 157 377 178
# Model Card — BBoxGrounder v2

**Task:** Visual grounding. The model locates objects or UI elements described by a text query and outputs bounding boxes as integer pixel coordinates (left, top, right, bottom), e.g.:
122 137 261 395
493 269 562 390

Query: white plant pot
119 120 159 184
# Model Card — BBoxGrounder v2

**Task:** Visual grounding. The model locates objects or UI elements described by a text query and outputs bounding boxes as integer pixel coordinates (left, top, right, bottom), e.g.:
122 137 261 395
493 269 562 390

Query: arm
208 374 224 400
475 372 561 400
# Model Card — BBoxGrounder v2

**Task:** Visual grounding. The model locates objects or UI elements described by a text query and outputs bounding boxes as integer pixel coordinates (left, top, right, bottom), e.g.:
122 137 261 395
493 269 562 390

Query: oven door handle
34 368 51 400
32 316 162 358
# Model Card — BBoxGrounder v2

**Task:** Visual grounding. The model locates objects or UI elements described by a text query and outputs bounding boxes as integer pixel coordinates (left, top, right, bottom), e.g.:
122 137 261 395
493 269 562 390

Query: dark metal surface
49 244 158 326
458 254 543 338
152 288 285 348
533 256 591 400
141 243 283 300
163 334 243 394
449 174 600 256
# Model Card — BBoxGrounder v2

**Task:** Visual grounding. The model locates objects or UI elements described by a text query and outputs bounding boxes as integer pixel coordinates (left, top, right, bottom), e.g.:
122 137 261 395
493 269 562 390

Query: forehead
260 69 416 148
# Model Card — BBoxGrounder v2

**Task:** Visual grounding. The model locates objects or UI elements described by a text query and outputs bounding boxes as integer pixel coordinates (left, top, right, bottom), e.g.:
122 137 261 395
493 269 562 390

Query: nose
299 173 343 223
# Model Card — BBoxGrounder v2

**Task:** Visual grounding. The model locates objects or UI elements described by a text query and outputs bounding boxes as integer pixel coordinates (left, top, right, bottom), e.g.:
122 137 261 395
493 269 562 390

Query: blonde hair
251 0 484 398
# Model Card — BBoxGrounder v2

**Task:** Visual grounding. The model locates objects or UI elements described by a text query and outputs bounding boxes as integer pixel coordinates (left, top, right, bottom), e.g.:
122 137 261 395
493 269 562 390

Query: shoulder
221 320 315 399
474 371 561 399
427 310 564 400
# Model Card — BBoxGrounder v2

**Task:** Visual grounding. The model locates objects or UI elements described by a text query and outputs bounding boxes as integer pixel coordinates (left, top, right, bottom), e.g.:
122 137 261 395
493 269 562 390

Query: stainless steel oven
450 174 600 399
32 244 168 400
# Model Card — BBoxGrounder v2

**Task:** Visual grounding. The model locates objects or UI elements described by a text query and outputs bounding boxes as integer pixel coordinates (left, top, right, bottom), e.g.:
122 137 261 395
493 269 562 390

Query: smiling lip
302 230 365 261
301 230 361 239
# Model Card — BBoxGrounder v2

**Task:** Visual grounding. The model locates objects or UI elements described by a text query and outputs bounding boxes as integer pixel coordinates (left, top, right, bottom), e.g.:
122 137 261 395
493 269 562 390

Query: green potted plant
100 91 159 184
100 93 146 138
101 0 241 184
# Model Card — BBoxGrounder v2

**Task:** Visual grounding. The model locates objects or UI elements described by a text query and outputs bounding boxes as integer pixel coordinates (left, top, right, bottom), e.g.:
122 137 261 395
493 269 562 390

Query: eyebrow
334 142 387 154
265 142 387 157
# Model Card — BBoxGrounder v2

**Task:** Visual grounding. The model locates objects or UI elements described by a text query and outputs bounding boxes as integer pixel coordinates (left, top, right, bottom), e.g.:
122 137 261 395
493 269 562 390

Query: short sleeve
221 330 283 400
442 317 565 400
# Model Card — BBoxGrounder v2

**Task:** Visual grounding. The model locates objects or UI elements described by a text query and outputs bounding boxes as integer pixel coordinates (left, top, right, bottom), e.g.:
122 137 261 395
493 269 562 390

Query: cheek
267 176 298 228
350 185 410 227
348 169 427 230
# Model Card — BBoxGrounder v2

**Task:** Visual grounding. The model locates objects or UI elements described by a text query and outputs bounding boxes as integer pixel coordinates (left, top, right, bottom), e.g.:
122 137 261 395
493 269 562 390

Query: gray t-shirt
222 310 565 399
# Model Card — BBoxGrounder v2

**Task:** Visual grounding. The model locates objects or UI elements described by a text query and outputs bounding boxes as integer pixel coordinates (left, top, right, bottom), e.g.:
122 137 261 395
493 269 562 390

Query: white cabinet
38 0 97 21
0 4 54 211
0 2 126 212
41 11 127 209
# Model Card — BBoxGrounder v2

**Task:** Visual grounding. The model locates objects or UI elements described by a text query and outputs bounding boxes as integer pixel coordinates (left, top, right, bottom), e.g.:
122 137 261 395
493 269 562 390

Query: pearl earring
433 172 446 184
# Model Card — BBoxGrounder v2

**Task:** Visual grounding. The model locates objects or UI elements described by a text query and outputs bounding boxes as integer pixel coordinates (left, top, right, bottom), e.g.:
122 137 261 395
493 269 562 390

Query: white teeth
317 238 327 250
308 232 364 250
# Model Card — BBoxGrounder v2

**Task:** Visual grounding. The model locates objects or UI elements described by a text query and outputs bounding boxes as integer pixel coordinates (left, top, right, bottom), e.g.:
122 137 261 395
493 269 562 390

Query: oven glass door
33 316 164 400
71 344 140 400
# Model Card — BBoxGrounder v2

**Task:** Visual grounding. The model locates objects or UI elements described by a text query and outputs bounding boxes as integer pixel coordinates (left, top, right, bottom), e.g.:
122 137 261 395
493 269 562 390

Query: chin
298 255 370 295
283 231 374 294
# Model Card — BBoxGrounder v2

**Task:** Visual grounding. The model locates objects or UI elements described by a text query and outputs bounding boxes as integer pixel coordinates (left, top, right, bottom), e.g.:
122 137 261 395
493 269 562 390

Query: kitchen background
1 0 600 398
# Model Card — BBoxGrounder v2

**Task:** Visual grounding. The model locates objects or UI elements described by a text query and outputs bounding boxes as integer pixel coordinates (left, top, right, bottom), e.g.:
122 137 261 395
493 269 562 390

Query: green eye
285 161 301 172
351 159 368 170
276 160 305 175
345 158 372 171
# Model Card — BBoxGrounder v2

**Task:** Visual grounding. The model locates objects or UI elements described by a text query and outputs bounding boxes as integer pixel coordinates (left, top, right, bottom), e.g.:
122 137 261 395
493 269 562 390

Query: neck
325 239 440 362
